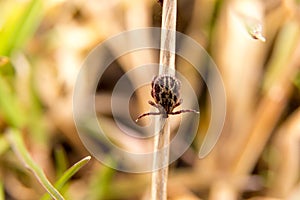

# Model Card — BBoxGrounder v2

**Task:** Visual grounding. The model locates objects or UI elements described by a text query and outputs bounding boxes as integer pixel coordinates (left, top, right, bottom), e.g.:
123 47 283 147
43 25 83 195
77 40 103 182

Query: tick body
136 75 199 122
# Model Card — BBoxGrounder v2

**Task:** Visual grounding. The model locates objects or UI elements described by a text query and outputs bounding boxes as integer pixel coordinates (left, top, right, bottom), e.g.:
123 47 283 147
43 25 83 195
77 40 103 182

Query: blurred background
0 0 300 199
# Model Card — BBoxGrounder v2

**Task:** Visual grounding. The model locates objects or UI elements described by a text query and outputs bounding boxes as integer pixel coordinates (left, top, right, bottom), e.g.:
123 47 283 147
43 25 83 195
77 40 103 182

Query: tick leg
135 112 162 122
148 100 159 109
173 99 183 109
169 109 199 115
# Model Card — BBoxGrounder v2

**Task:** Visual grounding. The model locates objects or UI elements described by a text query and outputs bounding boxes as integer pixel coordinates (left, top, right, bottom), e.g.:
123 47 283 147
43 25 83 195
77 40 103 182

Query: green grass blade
0 75 25 128
89 164 115 199
0 180 4 200
0 0 43 55
0 56 14 77
6 129 64 200
54 146 68 178
56 156 91 189
88 158 116 200
41 156 91 200
0 134 9 156
294 72 300 91
263 21 300 91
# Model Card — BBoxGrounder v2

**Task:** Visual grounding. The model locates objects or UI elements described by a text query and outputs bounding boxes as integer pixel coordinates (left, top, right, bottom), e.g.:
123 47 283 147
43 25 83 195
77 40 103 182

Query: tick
136 75 199 122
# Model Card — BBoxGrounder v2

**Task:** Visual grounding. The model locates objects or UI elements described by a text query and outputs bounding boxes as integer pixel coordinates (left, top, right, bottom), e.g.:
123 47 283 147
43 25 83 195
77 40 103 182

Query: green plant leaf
41 156 91 200
0 56 15 77
0 0 43 56
263 21 300 91
6 129 65 200
0 135 9 156
56 156 91 189
294 71 300 91
88 158 116 200
54 146 68 178
0 74 25 128
0 180 4 200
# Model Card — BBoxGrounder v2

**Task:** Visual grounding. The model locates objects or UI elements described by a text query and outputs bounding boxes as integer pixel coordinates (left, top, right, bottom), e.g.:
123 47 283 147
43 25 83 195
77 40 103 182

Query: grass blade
6 129 64 200
0 75 25 128
0 134 9 156
55 156 91 189
54 146 68 178
0 180 4 200
41 156 91 200
0 0 43 55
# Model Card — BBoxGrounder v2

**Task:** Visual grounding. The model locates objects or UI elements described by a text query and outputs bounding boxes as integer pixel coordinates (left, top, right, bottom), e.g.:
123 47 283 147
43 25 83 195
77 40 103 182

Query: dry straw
151 0 177 200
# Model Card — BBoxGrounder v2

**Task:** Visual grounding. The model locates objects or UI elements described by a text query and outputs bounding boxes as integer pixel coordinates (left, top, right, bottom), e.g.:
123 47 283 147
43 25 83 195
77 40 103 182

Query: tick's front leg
148 100 159 108
173 99 183 109
135 111 162 122
170 109 199 115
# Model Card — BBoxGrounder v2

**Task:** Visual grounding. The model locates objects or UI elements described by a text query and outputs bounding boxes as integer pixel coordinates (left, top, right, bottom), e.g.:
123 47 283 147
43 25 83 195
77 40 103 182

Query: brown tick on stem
135 75 199 122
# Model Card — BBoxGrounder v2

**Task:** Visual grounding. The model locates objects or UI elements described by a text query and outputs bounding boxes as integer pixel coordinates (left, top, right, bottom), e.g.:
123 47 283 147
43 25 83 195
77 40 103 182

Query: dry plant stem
152 120 170 200
268 108 300 197
152 0 177 200
209 180 238 200
158 0 177 75
233 33 300 176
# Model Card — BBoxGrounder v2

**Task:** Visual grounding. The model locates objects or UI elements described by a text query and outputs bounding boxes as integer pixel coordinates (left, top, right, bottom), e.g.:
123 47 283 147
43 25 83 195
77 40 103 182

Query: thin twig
152 121 171 200
158 0 176 75
151 0 177 200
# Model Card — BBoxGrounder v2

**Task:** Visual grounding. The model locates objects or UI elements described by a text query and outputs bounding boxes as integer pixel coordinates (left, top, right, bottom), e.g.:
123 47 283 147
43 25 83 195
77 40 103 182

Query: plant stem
152 119 170 200
232 20 300 176
158 0 177 76
152 0 177 199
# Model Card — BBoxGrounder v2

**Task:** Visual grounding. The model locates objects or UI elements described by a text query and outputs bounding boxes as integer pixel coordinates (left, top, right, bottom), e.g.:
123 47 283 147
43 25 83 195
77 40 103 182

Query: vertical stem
152 0 177 200
159 0 177 76
152 120 170 200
